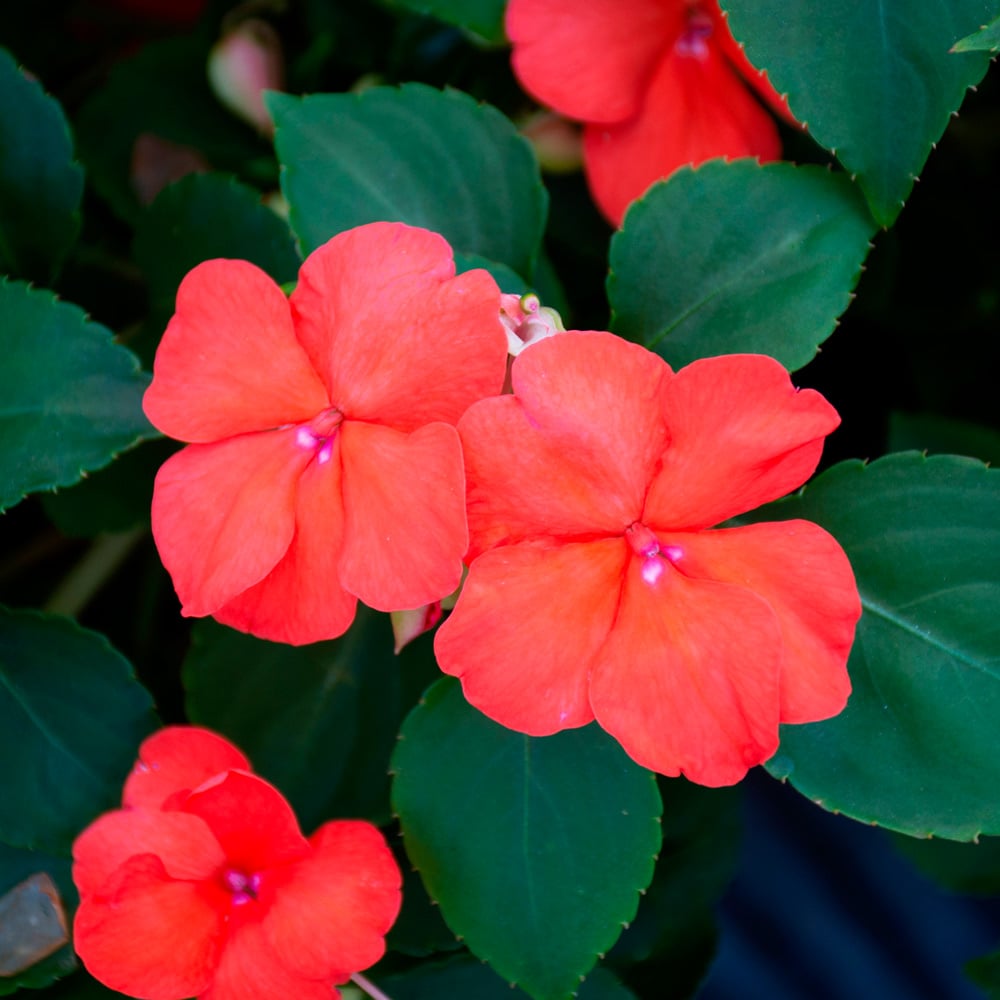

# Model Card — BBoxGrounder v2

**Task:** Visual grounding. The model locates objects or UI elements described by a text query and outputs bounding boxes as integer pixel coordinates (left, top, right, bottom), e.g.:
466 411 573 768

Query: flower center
222 867 262 907
676 8 713 59
625 523 683 586
295 406 343 464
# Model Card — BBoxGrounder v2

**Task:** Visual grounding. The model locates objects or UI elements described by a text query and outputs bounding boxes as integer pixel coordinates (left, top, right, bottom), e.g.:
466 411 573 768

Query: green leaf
75 37 271 223
183 608 429 830
608 161 875 372
132 172 300 367
0 46 83 283
887 411 1000 465
967 948 1000 999
391 678 662 1000
0 608 157 854
388 0 507 43
609 781 741 1000
891 832 1000 895
382 955 637 1000
756 453 1000 839
387 857 463 958
270 84 547 276
0 844 76 994
953 13 1000 50
721 0 996 225
0 280 154 513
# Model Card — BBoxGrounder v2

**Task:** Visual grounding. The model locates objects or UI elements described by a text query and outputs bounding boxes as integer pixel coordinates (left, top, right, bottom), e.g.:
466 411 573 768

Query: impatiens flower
434 332 861 787
73 726 401 1000
143 222 508 645
506 0 797 225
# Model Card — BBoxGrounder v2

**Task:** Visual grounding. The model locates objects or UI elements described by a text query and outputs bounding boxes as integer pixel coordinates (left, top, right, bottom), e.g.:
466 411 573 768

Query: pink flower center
676 8 713 60
222 867 262 907
626 523 683 586
295 406 343 465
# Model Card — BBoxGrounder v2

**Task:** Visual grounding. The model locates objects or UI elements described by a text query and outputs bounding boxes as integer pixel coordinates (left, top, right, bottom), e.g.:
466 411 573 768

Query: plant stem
45 527 145 618
350 972 393 1000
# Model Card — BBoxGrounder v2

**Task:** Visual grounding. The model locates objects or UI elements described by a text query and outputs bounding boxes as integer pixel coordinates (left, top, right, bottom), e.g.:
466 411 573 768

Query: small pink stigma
626 524 683 586
222 868 262 906
676 9 713 59
295 407 342 463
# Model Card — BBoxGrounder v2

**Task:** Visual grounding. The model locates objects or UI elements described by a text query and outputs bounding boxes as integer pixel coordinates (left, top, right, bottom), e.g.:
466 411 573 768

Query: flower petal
590 556 783 786
73 808 225 897
74 855 225 1000
263 821 401 981
436 539 627 734
643 355 840 531
462 332 669 559
143 259 329 443
337 421 468 611
506 0 683 123
178 771 309 873
214 441 358 645
582 37 782 225
290 222 507 430
123 727 252 810
151 429 311 617
202 919 336 1000
667 521 859 722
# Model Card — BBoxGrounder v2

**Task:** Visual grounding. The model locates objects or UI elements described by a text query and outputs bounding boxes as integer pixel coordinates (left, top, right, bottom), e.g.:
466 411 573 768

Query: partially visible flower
73 727 401 1000
506 0 796 225
143 222 508 645
435 332 860 787
207 19 285 136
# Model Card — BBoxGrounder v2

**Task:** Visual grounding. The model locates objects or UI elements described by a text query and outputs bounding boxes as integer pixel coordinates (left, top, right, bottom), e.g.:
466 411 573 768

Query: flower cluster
506 0 796 225
73 727 401 1000
144 221 858 788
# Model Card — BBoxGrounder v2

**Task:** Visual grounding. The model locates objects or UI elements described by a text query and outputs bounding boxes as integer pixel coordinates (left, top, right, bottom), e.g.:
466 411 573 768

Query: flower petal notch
435 332 861 787
72 726 402 1000
506 0 797 225
144 221 508 645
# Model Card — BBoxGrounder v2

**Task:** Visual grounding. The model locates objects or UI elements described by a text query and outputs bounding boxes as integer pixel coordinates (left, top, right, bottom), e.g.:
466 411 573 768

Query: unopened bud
518 110 583 174
207 19 284 136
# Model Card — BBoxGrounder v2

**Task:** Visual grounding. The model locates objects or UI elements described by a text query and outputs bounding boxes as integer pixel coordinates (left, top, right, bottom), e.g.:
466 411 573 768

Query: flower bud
518 110 583 174
207 19 284 136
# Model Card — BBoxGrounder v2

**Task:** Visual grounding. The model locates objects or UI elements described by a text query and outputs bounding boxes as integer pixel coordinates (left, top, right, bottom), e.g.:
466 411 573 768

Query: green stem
44 527 145 618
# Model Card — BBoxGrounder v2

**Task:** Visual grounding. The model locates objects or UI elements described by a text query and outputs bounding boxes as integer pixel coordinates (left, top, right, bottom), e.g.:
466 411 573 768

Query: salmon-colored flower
72 727 401 1000
434 332 860 787
143 222 508 645
506 0 796 225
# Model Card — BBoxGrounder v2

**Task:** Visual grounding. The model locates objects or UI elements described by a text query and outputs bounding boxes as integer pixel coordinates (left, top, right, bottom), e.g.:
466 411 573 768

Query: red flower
434 332 860 787
143 222 508 645
506 0 796 225
73 727 401 1000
